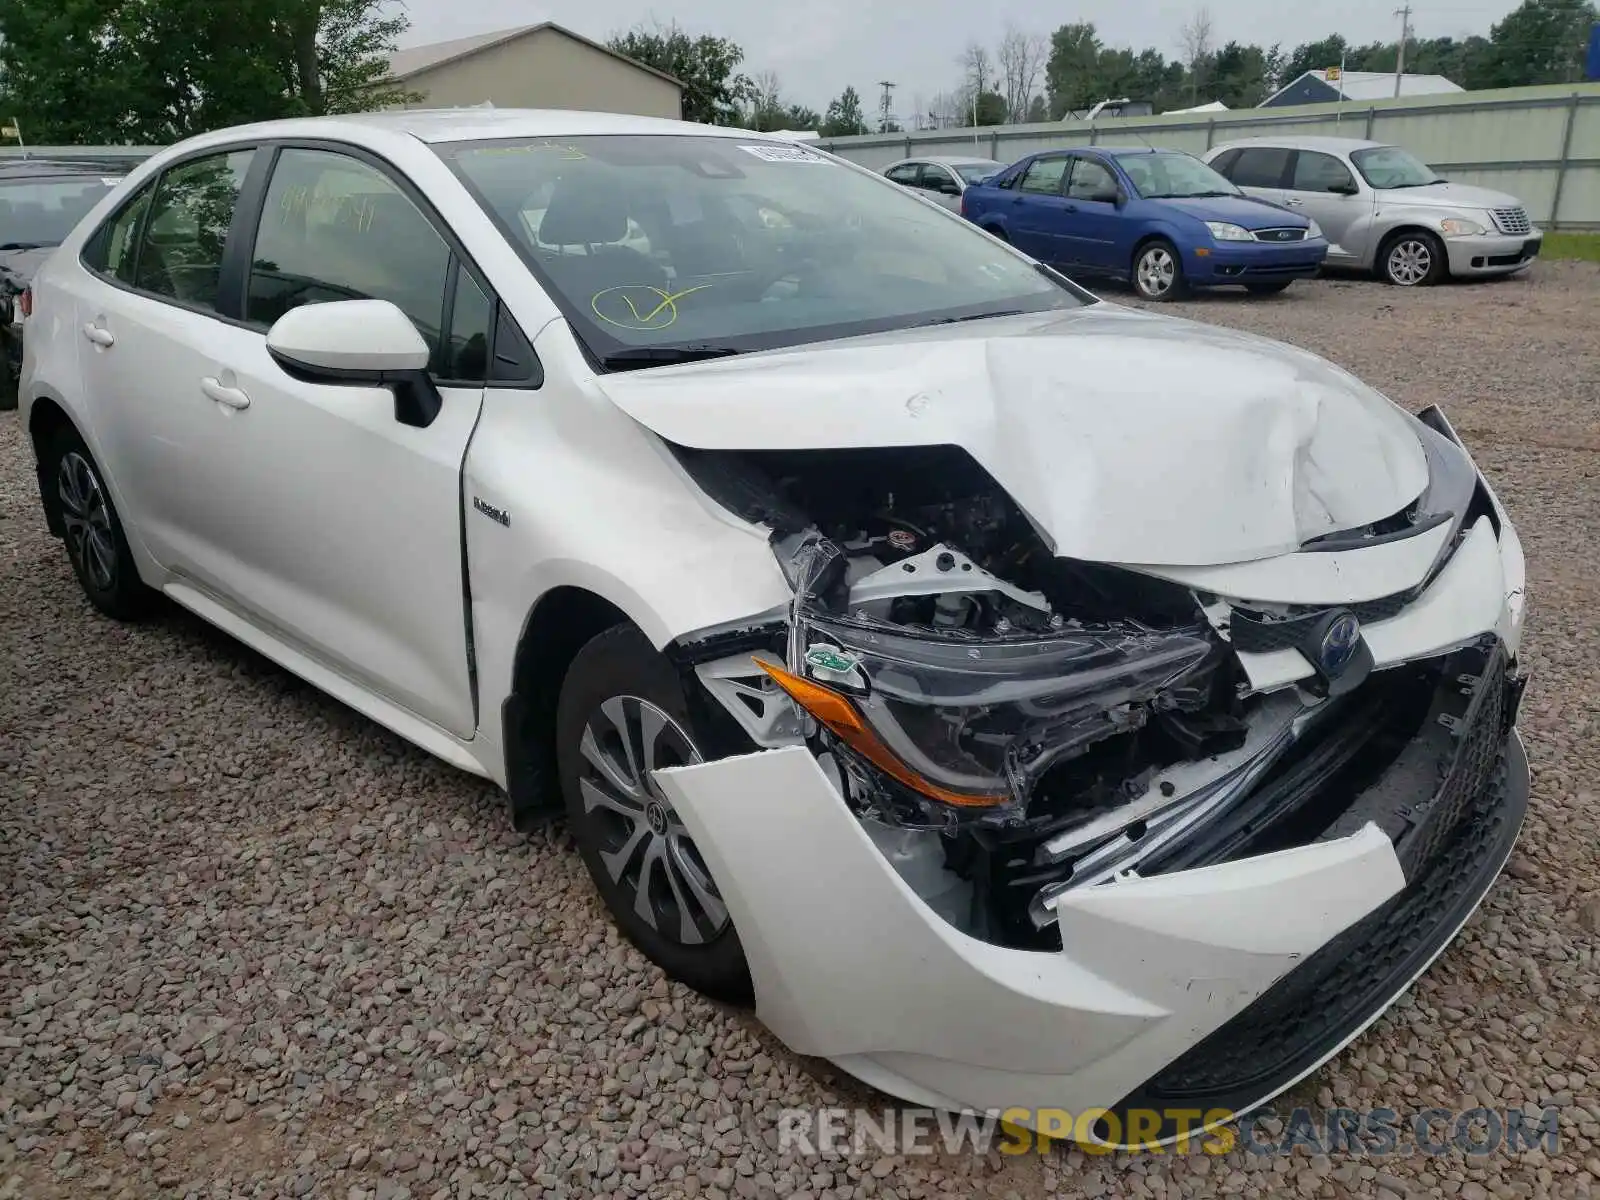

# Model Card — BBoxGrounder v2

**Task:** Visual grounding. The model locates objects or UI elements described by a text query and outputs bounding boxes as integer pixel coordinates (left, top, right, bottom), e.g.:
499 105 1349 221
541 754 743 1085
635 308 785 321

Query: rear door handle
201 377 251 410
82 323 114 348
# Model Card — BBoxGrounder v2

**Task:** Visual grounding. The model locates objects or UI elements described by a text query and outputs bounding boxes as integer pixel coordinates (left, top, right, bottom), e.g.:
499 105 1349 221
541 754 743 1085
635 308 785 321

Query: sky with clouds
394 0 1524 112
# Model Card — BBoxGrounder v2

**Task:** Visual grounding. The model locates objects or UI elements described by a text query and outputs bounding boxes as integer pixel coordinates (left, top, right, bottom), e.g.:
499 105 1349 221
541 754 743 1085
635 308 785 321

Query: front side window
248 147 451 367
1292 151 1357 194
885 164 921 185
1018 157 1068 195
1065 159 1118 201
0 175 123 250
440 136 1088 366
1230 147 1292 189
443 267 493 383
1350 146 1439 189
1113 151 1238 199
132 150 255 311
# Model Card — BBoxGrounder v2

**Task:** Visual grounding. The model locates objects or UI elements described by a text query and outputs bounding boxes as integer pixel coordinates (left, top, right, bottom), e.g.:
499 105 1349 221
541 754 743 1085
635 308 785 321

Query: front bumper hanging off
657 637 1528 1145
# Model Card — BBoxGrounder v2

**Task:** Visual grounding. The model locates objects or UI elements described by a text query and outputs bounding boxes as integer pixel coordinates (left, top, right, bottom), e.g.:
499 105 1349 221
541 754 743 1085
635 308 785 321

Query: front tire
556 625 753 1004
45 427 150 620
1133 240 1187 301
1380 231 1446 286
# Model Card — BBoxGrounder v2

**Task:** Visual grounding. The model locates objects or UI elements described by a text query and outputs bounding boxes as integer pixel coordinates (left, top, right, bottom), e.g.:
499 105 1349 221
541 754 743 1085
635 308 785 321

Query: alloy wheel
1387 238 1433 285
58 451 116 591
1137 246 1176 297
576 695 728 946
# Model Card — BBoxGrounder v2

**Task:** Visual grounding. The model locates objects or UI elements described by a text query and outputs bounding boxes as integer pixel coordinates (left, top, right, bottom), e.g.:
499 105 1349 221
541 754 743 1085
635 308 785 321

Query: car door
201 144 500 737
1220 146 1293 205
1005 156 1072 262
1057 156 1126 272
1284 150 1373 264
75 147 261 575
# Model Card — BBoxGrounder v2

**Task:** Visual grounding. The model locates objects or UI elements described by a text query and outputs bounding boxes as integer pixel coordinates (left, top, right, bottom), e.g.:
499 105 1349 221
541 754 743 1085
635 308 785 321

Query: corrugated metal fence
816 83 1600 230
7 84 1600 228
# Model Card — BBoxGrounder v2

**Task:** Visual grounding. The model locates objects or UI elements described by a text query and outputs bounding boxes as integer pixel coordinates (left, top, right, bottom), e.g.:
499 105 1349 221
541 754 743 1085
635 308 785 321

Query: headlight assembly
1440 217 1488 237
1206 222 1254 242
1306 219 1325 240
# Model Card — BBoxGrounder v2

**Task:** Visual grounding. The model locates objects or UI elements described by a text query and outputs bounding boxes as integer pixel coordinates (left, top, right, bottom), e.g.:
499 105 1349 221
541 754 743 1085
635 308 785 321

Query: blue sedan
960 147 1330 299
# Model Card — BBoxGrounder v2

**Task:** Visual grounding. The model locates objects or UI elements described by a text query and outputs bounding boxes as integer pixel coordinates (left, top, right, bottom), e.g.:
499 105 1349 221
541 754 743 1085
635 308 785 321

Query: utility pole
876 80 896 133
1394 4 1413 98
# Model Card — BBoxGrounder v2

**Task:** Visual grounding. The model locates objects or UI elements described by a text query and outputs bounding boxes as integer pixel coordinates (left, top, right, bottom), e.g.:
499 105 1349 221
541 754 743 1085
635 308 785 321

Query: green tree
0 0 414 144
1045 22 1106 117
1480 0 1599 86
1208 41 1271 107
607 20 755 125
820 86 869 137
1025 95 1049 122
1283 35 1350 83
973 90 1007 125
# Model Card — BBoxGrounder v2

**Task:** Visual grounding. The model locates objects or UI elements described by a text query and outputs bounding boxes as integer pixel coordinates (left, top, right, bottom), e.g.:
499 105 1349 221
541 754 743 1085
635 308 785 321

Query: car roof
164 108 766 149
1209 135 1383 154
884 156 1002 167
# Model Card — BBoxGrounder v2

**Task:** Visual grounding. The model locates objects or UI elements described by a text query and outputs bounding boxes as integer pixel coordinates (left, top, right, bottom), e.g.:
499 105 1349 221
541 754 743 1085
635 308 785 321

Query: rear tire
1246 282 1292 296
1133 240 1187 301
44 426 150 620
556 625 753 1004
1380 231 1447 286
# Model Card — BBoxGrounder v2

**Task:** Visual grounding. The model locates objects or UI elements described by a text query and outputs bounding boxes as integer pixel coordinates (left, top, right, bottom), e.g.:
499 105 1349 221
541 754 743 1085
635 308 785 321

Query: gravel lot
4 264 1600 1200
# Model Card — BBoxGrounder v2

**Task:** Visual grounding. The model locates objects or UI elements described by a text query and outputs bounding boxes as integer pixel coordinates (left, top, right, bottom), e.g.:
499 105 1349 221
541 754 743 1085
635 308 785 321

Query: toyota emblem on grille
1319 612 1362 675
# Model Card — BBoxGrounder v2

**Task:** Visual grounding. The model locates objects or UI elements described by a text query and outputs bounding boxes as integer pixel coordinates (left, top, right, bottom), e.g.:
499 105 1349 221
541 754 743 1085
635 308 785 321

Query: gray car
1203 136 1542 286
882 156 1007 212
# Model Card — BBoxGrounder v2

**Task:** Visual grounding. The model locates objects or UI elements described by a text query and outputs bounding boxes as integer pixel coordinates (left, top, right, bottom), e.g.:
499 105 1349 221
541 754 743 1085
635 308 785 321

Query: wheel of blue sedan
1134 240 1187 301
555 625 753 1003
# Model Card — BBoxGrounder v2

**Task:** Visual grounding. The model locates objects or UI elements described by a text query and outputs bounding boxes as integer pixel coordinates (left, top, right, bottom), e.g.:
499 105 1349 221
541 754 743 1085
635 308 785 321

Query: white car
20 110 1530 1146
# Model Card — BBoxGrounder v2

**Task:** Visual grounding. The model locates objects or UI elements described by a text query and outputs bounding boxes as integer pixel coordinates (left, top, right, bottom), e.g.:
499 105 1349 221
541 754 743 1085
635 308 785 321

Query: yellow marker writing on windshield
591 284 712 331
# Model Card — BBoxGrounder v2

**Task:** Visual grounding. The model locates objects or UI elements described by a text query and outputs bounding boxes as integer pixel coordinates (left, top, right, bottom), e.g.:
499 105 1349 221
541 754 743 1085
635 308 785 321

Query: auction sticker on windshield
739 144 828 163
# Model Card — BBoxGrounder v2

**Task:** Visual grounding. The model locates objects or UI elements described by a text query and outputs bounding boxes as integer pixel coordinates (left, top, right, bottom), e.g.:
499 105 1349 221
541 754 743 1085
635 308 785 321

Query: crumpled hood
1377 181 1526 212
597 305 1429 567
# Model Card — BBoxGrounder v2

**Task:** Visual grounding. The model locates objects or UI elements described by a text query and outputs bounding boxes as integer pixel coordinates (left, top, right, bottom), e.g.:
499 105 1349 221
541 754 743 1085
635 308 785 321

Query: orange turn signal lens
756 660 1010 809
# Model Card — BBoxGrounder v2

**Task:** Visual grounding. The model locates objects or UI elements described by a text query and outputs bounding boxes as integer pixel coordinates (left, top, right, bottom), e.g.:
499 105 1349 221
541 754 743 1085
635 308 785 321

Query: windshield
438 135 1088 366
1350 146 1439 189
0 175 122 248
953 161 1005 183
1113 151 1240 200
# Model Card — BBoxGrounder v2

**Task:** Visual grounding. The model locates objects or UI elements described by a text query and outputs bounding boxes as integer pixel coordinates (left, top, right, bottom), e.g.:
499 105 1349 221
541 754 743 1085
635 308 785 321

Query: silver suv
1203 136 1541 286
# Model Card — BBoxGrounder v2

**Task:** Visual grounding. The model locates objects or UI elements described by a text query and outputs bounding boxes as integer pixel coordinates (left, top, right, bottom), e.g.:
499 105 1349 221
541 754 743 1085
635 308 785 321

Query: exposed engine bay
670 432 1514 951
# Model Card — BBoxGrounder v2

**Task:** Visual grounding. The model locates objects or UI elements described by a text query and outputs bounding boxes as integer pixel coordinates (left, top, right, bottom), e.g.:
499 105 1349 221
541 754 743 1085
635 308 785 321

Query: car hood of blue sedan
1153 194 1305 229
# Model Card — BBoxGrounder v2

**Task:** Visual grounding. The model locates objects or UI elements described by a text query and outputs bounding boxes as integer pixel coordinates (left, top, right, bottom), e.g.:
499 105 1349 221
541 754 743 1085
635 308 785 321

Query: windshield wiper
600 344 745 368
0 241 49 252
919 309 1029 327
1384 181 1434 189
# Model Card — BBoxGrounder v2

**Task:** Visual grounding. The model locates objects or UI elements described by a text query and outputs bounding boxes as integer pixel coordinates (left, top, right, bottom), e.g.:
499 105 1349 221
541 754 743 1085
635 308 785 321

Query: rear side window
247 147 451 370
132 150 255 312
1230 148 1292 188
1209 149 1242 176
85 186 155 284
1018 158 1068 195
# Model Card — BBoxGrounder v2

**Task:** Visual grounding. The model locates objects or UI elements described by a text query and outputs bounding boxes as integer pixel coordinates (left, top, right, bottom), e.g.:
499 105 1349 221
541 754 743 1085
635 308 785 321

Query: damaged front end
671 430 1528 948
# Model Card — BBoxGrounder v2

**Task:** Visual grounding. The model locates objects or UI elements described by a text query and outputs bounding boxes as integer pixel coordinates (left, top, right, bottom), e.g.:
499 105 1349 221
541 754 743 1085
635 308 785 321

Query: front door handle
82 323 115 348
1285 198 1305 207
201 377 251 410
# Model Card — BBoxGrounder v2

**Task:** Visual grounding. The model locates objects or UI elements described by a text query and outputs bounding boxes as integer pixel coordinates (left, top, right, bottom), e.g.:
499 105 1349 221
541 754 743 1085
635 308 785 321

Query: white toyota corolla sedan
19 109 1530 1145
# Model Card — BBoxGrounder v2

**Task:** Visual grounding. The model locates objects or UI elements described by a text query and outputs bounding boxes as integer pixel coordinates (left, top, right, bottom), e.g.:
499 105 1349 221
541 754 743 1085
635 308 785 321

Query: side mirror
266 299 442 428
1090 189 1121 205
1332 181 1360 196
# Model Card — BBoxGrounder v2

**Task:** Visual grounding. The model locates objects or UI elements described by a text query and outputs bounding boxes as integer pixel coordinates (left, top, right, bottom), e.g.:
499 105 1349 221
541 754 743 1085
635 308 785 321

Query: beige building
386 24 683 119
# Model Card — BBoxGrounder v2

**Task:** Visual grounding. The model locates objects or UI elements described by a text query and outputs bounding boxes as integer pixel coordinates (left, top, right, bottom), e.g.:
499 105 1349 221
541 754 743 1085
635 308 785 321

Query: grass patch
1541 232 1600 262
